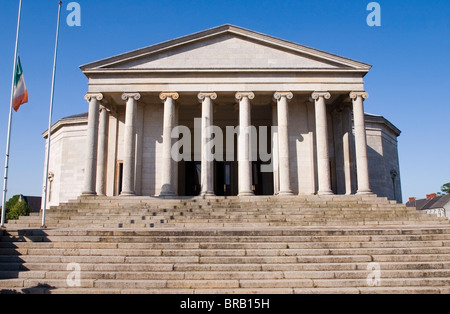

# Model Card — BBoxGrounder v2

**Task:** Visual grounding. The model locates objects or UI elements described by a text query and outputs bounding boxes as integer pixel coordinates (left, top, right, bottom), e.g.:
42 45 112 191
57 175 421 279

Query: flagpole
41 1 63 228
1 0 23 228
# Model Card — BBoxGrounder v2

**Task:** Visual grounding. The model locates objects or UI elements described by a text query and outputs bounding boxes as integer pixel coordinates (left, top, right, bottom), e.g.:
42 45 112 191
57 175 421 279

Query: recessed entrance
184 161 201 196
115 161 124 196
215 161 238 196
181 161 273 196
176 95 275 197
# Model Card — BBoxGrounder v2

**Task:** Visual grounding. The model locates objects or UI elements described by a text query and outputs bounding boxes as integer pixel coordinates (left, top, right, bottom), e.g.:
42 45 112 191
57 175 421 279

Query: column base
318 191 334 196
159 192 175 197
278 191 294 196
238 191 255 197
201 192 216 197
356 190 373 195
81 191 97 196
120 192 136 196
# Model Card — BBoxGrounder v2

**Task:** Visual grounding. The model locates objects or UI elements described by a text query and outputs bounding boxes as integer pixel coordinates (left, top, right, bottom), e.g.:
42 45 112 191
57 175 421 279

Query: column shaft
96 106 109 196
312 92 333 195
351 92 372 194
160 92 179 196
82 93 103 196
342 106 353 195
274 92 294 196
121 93 140 196
271 104 280 195
135 105 145 196
236 92 255 196
199 93 217 196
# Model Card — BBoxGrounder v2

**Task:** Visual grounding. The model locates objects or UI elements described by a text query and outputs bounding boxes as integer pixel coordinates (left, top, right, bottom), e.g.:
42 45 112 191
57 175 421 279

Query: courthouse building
42 25 402 208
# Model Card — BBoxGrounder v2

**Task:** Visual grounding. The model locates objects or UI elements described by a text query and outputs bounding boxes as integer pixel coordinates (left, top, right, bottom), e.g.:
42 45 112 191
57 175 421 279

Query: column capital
122 93 141 101
350 91 369 100
235 92 255 101
274 91 294 101
84 93 104 102
159 92 179 102
311 92 331 101
198 92 217 102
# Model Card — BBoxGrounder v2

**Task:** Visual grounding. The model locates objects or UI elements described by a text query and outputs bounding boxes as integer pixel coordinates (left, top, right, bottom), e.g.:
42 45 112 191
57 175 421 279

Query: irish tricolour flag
12 57 28 112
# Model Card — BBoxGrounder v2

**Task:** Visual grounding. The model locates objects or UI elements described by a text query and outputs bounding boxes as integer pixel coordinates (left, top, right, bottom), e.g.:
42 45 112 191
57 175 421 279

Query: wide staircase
1 195 450 294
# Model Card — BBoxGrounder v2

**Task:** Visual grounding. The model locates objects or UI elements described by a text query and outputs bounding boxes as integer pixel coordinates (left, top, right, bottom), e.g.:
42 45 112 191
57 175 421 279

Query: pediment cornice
80 25 371 75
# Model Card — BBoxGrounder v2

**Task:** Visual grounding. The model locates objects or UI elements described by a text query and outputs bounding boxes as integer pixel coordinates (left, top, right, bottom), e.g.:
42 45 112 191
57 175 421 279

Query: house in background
406 194 450 219
20 196 42 214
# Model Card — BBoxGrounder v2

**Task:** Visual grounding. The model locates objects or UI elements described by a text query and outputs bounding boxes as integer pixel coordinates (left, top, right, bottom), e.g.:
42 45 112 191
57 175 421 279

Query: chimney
409 197 416 203
426 193 437 200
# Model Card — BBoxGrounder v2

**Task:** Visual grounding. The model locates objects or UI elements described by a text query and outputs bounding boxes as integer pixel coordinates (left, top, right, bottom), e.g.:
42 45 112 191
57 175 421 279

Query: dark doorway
252 161 274 196
185 161 201 196
116 162 123 196
215 162 234 196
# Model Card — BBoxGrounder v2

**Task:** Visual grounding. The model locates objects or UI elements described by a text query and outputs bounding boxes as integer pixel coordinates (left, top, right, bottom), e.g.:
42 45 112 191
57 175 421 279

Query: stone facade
41 25 403 208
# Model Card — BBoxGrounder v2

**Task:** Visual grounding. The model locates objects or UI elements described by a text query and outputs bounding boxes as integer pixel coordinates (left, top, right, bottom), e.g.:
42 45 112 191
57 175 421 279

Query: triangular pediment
81 25 371 72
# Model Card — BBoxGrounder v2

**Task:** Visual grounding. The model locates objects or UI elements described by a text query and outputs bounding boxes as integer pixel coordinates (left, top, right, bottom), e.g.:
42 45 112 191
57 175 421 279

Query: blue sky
0 0 449 201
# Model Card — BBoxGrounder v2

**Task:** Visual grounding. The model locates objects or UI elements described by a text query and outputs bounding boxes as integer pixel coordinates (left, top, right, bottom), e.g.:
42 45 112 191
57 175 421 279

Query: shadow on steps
0 229 56 294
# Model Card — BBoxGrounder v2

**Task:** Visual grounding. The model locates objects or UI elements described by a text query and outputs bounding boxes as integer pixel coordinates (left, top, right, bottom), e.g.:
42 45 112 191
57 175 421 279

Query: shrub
1 195 31 222
6 200 30 221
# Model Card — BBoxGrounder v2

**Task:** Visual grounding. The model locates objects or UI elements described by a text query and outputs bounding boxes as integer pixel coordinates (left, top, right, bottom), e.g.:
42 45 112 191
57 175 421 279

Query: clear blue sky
0 0 449 201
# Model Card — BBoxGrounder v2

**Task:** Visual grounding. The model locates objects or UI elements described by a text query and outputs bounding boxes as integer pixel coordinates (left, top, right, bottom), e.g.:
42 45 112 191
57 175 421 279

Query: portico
49 24 401 203
80 89 371 199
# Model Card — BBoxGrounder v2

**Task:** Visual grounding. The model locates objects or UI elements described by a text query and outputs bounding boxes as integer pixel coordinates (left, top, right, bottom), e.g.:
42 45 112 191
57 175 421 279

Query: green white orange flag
12 56 28 112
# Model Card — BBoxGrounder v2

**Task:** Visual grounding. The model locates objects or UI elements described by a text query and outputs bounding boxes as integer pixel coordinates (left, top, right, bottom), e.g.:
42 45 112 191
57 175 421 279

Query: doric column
96 106 109 196
159 92 179 196
121 93 141 196
312 92 333 195
82 93 103 196
236 92 255 196
198 92 217 196
274 92 294 196
350 91 372 194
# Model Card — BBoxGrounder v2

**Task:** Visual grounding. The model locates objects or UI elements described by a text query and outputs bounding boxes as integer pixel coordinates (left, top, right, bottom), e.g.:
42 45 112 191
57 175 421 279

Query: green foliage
5 195 20 212
1 195 31 222
7 201 30 221
441 183 450 195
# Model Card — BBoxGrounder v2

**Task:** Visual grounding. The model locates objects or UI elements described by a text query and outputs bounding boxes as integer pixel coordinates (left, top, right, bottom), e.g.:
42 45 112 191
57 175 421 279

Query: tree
7 200 30 221
1 195 30 223
441 183 450 195
5 195 20 211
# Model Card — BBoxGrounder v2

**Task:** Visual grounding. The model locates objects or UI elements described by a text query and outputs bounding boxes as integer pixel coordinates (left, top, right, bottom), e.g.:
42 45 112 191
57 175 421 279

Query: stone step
2 286 448 295
3 240 448 250
6 269 449 281
9 260 445 273
18 253 450 265
0 261 415 272
6 277 448 291
4 233 450 245
3 246 450 258
32 216 433 225
2 195 450 294
4 227 449 236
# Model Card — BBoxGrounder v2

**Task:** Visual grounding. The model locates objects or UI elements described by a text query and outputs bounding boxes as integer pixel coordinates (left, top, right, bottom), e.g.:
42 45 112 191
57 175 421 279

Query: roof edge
42 113 88 138
364 113 402 136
